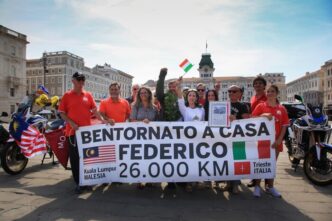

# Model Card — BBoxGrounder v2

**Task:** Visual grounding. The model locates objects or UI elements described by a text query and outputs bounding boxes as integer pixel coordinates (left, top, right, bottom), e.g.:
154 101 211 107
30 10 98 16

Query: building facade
0 25 29 114
322 60 332 117
322 60 332 106
26 51 133 102
91 64 133 99
286 70 324 103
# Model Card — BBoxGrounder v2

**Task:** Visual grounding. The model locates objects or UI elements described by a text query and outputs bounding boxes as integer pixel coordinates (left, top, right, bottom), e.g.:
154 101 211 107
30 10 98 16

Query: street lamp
42 52 48 86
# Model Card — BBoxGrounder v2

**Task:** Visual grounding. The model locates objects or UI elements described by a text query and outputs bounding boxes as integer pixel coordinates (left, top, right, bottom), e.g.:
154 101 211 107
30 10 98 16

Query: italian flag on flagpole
179 59 193 73
233 140 271 175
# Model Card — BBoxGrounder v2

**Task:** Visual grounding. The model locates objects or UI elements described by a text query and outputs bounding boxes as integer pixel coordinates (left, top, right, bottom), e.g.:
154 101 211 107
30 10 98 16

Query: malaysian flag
83 145 116 165
9 114 47 158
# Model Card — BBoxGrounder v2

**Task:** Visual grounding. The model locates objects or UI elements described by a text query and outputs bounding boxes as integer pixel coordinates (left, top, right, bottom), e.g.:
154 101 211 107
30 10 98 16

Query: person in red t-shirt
58 72 105 194
247 76 268 188
99 82 131 125
250 76 267 112
251 85 289 198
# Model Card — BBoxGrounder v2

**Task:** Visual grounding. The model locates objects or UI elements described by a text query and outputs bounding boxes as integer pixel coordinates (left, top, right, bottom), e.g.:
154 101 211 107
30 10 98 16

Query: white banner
76 118 276 186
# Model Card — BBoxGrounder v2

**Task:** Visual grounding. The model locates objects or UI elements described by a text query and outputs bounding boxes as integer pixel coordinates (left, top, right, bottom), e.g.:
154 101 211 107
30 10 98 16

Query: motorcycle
0 111 29 175
285 95 332 186
0 98 65 175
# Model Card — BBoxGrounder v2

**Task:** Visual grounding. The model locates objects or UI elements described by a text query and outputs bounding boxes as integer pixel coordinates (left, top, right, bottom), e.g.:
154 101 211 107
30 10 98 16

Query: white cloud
51 0 270 83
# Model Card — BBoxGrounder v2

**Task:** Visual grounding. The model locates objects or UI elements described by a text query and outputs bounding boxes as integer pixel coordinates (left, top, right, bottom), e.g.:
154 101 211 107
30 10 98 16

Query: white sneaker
266 187 282 198
253 186 261 198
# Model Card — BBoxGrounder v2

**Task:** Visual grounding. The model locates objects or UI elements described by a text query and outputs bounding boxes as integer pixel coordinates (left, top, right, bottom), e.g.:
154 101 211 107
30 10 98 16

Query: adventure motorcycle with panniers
283 95 332 186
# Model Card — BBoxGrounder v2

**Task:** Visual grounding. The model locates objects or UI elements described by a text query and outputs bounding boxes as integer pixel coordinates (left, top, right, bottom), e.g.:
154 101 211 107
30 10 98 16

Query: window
10 105 15 114
58 77 62 84
10 88 15 97
11 45 16 56
51 77 55 83
11 65 16 76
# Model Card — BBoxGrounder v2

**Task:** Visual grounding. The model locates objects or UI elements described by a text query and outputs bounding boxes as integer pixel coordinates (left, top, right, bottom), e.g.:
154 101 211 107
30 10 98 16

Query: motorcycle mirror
1 112 8 117
294 95 303 103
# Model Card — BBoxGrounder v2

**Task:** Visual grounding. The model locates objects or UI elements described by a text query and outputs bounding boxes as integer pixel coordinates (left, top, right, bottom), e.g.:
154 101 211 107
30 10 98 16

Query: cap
72 72 85 81
182 86 190 92
228 85 243 92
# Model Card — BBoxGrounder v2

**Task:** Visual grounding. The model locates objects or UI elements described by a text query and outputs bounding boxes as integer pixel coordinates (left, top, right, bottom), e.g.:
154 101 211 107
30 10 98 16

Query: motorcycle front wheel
304 148 332 186
286 138 301 164
0 142 28 175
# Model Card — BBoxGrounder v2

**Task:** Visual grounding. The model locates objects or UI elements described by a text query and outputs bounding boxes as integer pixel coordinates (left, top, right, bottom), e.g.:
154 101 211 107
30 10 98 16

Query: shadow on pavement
1 180 314 221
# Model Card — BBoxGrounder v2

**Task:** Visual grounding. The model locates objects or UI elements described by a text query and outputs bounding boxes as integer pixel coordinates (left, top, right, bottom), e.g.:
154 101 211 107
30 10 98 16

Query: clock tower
197 53 215 87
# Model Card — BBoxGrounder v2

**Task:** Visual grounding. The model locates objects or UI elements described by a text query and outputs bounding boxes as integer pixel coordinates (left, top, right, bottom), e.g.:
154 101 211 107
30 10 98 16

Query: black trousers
68 135 80 185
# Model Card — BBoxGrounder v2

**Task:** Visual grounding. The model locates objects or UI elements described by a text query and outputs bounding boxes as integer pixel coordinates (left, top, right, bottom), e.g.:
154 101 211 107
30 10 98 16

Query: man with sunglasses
126 84 140 105
224 85 250 193
59 72 105 194
196 83 206 106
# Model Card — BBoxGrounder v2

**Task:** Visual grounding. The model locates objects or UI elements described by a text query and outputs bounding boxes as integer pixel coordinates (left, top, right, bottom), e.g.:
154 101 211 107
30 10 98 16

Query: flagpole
205 40 208 53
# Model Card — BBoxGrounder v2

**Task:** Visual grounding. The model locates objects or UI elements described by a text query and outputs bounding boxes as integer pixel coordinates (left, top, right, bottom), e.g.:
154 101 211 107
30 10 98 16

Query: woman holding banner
251 85 289 198
130 87 158 124
177 82 205 192
130 86 159 189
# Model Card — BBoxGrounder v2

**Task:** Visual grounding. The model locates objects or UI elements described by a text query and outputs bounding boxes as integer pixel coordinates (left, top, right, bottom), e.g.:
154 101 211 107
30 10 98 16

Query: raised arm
156 68 167 102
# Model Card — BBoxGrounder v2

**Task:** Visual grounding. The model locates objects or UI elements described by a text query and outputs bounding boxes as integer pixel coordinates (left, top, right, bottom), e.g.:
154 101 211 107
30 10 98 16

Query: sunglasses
228 90 239 93
197 89 205 92
133 88 139 91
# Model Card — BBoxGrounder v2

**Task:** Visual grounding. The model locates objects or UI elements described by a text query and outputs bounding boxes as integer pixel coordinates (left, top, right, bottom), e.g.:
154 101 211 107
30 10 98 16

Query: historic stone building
286 70 324 104
322 59 332 117
91 63 133 99
26 51 133 102
0 25 29 115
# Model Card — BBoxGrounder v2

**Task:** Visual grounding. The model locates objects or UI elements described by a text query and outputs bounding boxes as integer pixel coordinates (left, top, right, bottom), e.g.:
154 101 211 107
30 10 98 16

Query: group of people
58 68 289 198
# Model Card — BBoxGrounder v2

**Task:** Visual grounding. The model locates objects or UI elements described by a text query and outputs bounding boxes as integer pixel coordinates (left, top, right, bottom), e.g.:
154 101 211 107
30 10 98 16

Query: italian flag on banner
233 140 271 175
179 59 193 73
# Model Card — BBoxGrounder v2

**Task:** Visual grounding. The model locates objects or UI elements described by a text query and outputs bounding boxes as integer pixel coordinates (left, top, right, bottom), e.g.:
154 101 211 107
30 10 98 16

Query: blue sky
1 0 331 84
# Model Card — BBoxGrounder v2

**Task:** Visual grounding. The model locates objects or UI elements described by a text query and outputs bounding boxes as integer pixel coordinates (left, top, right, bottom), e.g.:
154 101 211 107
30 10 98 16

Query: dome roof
199 53 214 69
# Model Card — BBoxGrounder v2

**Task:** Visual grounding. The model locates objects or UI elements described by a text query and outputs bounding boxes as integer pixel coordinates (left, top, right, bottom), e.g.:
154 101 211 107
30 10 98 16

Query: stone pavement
0 151 331 221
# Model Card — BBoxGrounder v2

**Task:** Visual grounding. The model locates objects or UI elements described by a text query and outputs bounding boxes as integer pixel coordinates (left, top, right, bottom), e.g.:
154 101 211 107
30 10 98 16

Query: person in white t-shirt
176 80 205 192
177 79 205 122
